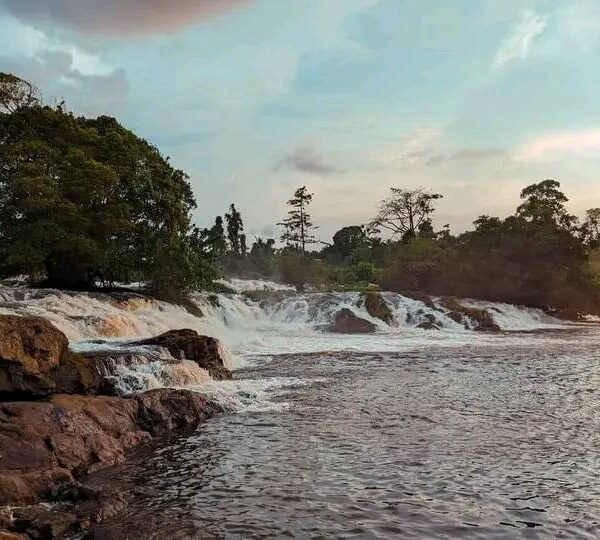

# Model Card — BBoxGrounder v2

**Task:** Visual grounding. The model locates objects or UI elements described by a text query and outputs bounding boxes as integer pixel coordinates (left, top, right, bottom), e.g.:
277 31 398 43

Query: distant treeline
212 178 600 316
1 72 599 313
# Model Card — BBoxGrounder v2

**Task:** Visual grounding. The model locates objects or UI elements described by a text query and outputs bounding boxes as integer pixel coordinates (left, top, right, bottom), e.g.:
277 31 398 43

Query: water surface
91 326 600 539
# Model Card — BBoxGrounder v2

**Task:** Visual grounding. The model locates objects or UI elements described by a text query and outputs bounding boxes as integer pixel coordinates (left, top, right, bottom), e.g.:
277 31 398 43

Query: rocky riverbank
0 315 229 539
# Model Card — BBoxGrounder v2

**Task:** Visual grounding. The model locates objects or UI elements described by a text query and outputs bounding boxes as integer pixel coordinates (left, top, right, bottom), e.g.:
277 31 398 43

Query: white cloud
373 128 442 164
516 128 600 161
494 10 547 67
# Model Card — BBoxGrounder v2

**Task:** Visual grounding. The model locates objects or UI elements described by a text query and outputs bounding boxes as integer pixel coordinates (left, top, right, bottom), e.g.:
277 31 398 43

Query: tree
580 208 600 247
330 225 370 259
0 79 213 292
0 73 39 113
249 237 276 275
370 187 442 242
225 203 244 256
204 216 227 257
278 186 318 254
516 179 577 230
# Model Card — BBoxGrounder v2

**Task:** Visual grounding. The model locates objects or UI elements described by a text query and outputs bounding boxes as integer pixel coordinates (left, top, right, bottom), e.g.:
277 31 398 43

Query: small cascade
87 345 213 396
0 286 216 342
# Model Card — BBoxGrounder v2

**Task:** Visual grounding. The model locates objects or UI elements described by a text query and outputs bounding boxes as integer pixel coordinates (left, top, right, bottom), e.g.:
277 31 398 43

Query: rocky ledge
0 315 227 539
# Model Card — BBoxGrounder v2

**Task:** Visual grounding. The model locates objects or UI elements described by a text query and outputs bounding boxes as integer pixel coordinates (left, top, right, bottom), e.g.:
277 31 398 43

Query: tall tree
202 216 227 257
516 179 577 230
370 187 442 241
225 203 244 256
278 186 317 254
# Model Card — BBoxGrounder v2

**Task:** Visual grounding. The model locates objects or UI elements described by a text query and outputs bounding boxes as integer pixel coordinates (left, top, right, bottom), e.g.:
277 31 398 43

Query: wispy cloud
494 10 547 67
516 128 600 160
274 146 340 176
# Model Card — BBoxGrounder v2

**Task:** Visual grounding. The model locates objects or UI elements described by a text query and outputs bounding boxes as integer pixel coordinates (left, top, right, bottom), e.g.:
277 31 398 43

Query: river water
1 282 599 538
90 326 600 539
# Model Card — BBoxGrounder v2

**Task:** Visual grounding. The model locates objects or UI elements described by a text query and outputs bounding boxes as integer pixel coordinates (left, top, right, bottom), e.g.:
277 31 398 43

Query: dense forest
2 73 600 315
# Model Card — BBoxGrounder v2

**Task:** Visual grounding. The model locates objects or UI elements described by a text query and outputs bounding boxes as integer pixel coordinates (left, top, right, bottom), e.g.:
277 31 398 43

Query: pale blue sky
1 0 600 240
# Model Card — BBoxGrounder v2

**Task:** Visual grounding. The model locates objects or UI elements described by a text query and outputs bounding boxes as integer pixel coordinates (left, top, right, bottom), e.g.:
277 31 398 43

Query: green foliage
580 208 600 248
322 225 371 263
202 216 227 258
516 179 577 230
277 250 316 289
0 88 213 292
225 203 244 256
352 261 381 283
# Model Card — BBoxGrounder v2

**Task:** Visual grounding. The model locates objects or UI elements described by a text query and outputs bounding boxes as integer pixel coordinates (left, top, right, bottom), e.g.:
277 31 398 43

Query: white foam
215 278 295 293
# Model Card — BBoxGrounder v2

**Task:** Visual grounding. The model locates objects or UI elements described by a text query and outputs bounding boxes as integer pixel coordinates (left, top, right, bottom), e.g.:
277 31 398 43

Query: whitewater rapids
0 279 577 404
0 279 568 350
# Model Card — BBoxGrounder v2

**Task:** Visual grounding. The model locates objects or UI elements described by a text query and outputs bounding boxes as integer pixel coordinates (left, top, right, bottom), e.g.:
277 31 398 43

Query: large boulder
328 308 376 334
362 292 393 324
0 389 221 506
0 315 102 398
132 329 231 380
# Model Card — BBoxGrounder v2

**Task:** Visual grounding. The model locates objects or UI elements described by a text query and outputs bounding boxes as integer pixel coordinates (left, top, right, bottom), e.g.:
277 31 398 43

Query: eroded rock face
132 329 231 380
0 315 103 398
362 292 393 324
329 308 376 334
0 390 221 507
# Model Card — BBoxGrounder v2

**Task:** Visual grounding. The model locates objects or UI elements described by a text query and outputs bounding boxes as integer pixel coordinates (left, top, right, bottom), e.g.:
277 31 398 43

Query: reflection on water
91 327 600 539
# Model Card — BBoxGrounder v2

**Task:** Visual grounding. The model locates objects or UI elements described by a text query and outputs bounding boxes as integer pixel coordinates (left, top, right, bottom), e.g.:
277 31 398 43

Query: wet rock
416 321 440 330
132 329 231 380
401 291 438 310
362 292 393 324
11 504 85 539
329 308 376 334
439 297 500 332
0 315 103 398
446 311 464 325
111 295 155 312
0 531 28 539
0 390 221 506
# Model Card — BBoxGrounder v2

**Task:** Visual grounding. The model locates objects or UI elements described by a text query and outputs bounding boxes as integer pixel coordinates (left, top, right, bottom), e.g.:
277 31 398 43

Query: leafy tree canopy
0 74 214 292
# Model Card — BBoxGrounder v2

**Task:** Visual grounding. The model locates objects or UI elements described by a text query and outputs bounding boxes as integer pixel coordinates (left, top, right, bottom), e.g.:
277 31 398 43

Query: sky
1 0 600 242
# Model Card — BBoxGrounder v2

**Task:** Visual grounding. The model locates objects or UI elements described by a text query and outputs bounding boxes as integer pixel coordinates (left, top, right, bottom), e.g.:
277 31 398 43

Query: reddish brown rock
133 329 231 380
362 292 393 324
439 297 500 332
0 315 68 397
0 315 103 398
329 308 376 334
0 390 221 506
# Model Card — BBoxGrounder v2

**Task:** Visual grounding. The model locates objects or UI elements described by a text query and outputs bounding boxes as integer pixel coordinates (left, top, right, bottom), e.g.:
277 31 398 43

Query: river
1 282 599 538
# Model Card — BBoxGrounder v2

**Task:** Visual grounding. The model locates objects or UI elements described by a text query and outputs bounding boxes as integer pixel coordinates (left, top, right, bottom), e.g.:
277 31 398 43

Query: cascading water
0 280 573 405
